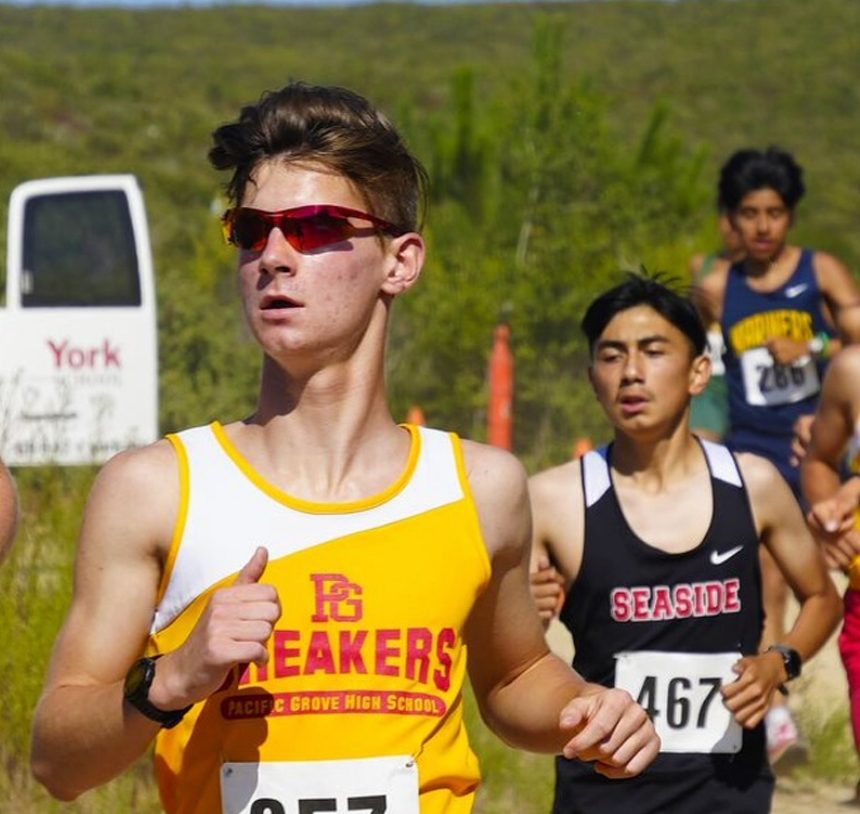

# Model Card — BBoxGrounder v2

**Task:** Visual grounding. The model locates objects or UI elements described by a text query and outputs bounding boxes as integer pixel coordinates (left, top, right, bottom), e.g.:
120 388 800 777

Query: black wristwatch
123 656 191 729
767 644 802 686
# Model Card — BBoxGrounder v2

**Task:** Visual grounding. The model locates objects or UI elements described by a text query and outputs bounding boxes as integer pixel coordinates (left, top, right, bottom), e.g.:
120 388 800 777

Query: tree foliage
391 16 709 465
1 0 857 463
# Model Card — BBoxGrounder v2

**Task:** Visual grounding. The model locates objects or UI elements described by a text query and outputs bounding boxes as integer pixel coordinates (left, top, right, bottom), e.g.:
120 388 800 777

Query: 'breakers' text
238 626 457 692
610 579 741 622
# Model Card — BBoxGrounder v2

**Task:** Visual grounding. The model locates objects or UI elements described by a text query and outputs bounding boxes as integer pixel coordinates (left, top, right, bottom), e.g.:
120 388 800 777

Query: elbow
31 760 83 802
30 737 85 802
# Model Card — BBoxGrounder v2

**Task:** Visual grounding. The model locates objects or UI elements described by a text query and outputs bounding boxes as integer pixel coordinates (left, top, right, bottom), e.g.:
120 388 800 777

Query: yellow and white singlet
148 422 490 814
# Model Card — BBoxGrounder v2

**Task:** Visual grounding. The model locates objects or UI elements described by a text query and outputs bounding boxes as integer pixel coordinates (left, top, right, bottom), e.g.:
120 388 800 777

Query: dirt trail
773 776 858 813
772 584 856 812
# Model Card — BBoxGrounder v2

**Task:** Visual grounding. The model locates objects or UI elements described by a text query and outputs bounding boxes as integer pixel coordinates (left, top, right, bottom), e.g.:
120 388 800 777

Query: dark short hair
209 81 428 231
581 272 707 356
717 146 805 212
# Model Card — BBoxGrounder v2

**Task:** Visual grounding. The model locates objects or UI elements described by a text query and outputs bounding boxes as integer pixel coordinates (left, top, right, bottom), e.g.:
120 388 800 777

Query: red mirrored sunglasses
221 204 405 253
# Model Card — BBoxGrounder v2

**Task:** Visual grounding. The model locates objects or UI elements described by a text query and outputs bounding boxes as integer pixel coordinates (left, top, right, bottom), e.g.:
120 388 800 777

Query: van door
0 174 158 465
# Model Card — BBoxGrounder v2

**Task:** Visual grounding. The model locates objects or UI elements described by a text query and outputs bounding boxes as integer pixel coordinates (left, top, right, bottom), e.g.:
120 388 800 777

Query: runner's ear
689 353 711 397
380 232 425 296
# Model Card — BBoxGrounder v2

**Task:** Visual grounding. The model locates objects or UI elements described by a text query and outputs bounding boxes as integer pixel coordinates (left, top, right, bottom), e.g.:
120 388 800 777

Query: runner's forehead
598 306 684 345
241 162 365 212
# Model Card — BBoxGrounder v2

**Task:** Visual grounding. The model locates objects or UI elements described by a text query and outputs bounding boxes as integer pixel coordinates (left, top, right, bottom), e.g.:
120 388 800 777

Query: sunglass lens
231 210 269 250
294 212 351 251
226 208 366 252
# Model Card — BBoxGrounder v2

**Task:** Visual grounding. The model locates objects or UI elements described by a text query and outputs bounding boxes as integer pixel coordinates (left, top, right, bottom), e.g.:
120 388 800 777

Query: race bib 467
614 650 742 754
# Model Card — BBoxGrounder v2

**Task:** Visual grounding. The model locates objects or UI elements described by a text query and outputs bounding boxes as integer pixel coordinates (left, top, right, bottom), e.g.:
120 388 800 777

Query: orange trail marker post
572 437 593 458
406 405 426 426
488 323 514 451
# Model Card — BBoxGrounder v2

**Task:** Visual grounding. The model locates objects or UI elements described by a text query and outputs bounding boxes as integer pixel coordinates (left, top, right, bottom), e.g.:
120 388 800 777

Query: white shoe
765 707 809 774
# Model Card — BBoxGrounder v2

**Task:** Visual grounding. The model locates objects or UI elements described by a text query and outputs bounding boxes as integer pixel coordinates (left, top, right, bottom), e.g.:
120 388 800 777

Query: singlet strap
699 439 742 487
581 446 611 508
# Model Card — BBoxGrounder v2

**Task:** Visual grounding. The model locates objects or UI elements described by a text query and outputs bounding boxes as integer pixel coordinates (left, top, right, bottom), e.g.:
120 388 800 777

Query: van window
21 190 142 307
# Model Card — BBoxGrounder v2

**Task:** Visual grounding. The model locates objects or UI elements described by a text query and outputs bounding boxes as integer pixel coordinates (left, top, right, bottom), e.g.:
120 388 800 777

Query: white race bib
739 346 819 406
221 755 419 814
614 650 742 754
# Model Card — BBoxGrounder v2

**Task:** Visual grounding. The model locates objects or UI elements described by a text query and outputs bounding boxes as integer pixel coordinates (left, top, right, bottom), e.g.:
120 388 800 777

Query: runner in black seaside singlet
554 441 768 813
529 273 841 814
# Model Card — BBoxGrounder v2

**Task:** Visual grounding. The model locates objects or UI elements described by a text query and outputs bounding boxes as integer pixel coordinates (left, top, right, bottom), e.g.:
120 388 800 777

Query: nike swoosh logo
710 545 743 565
785 284 808 298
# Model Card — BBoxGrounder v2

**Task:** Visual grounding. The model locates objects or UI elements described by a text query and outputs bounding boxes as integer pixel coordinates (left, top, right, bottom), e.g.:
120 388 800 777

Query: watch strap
766 644 802 688
124 656 192 729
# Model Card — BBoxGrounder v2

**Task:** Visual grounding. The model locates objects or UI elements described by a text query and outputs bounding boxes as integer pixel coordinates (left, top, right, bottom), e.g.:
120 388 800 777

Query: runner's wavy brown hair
209 81 428 232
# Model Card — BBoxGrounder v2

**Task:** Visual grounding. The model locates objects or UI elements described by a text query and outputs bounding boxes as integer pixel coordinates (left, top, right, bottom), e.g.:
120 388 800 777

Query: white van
0 174 158 466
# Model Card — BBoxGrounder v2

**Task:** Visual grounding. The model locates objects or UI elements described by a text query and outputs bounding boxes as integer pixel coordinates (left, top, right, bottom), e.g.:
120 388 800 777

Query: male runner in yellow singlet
30 82 658 814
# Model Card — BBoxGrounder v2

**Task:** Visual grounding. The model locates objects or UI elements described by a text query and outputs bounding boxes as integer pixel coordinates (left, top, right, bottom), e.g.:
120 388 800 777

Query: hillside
2 0 858 456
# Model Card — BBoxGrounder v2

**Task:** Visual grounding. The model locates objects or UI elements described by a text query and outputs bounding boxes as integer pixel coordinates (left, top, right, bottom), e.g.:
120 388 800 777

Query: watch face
785 649 802 679
771 645 801 680
124 658 153 700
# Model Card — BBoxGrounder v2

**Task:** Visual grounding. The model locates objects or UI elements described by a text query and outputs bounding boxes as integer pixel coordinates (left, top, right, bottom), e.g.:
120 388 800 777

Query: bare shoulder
735 451 782 495
692 261 730 321
814 249 851 277
689 252 707 279
814 250 860 300
89 438 177 505
700 258 731 291
81 438 180 561
818 346 860 414
530 459 581 500
461 438 529 501
734 451 800 528
460 439 530 559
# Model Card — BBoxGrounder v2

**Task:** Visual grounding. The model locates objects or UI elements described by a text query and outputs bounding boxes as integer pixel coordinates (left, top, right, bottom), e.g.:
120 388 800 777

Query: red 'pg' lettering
47 338 122 369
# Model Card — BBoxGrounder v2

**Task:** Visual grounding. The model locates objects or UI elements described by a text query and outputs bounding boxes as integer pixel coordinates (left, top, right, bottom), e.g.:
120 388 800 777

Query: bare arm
31 441 281 801
817 252 860 343
690 261 729 327
528 463 582 626
803 348 857 505
464 443 658 777
722 454 841 727
0 459 18 563
30 443 178 799
802 347 860 568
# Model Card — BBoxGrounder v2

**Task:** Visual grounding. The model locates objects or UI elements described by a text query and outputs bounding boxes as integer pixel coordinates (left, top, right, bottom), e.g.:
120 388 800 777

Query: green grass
796 706 858 784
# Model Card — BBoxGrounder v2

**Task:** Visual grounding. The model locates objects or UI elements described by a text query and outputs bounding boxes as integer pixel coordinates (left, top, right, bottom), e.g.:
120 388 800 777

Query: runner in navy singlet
693 147 860 766
529 273 841 813
695 148 860 498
